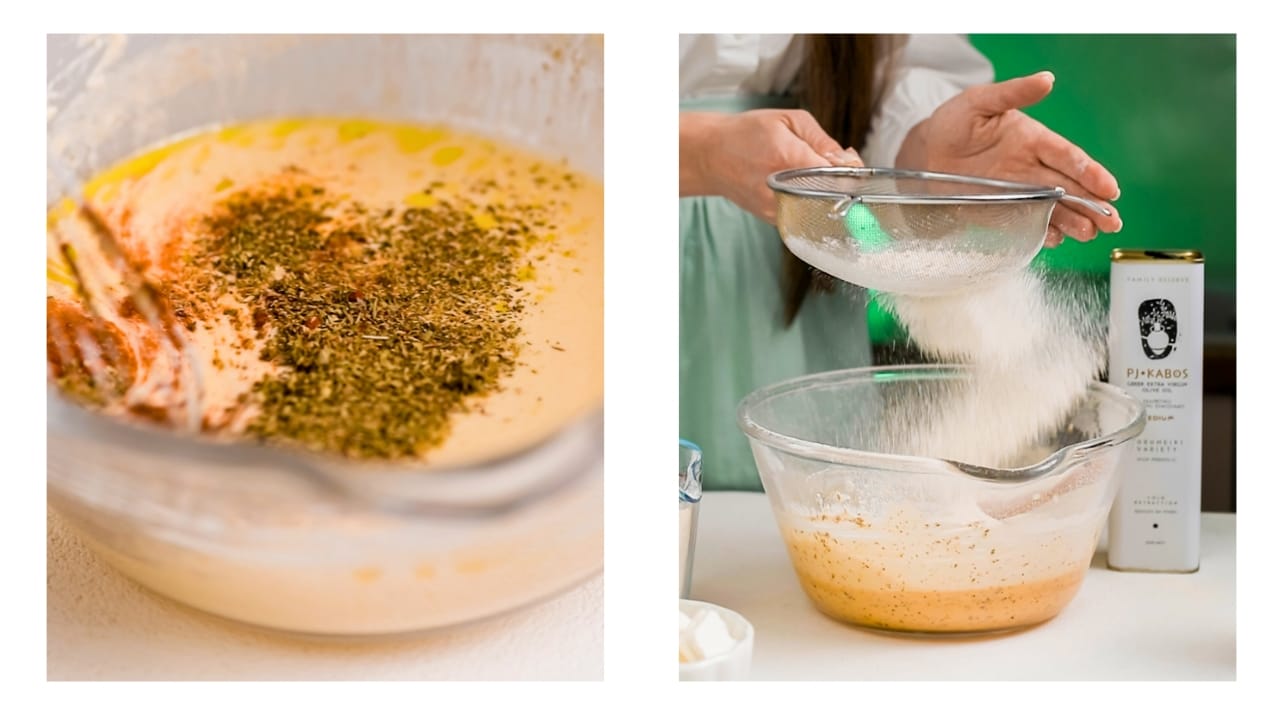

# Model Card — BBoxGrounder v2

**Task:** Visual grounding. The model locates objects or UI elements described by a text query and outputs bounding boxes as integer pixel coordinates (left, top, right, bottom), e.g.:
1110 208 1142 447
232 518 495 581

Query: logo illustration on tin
1139 298 1177 360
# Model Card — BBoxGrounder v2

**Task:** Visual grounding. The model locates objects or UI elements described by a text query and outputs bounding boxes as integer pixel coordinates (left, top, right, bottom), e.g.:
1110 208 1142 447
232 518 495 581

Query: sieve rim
767 166 1066 205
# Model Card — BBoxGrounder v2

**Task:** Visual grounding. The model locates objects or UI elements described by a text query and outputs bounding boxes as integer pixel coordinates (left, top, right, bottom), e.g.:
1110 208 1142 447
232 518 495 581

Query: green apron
679 94 872 492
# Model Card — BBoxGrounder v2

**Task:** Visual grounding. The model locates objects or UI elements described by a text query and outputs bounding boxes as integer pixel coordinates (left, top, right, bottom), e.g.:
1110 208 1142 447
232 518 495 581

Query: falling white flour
877 255 1107 468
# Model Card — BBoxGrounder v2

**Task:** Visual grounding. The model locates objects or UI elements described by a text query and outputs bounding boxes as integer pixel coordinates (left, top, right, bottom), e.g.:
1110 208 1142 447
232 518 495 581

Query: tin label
1107 257 1203 572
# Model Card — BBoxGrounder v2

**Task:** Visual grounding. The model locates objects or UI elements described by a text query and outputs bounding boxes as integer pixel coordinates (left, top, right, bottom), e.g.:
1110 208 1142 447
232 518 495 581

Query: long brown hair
783 34 894 326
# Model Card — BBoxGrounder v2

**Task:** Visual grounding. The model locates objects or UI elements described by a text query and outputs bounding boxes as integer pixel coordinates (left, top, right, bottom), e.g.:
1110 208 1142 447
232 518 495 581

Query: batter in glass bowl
47 117 603 466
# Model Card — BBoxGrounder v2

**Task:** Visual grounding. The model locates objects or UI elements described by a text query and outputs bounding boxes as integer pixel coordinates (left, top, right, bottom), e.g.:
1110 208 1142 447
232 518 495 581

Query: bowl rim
49 388 602 518
736 364 1146 483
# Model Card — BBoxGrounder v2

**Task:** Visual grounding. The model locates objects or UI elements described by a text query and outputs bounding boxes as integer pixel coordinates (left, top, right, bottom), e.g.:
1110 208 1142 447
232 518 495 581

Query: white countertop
46 507 602 680
688 492 1236 681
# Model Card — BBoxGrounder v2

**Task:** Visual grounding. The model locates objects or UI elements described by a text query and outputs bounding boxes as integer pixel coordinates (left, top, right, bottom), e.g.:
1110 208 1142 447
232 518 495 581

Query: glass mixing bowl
737 365 1145 635
46 35 603 637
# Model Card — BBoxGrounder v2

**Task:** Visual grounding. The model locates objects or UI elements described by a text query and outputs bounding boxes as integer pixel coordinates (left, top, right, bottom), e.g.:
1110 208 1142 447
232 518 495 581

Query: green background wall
869 34 1236 343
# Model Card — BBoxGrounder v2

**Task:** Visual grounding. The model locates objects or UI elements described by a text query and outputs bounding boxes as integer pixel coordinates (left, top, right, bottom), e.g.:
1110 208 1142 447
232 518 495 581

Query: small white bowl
679 599 754 681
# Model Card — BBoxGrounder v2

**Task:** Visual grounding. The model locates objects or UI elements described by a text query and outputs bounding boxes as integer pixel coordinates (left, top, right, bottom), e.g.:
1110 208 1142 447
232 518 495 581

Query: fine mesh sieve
768 167 1113 296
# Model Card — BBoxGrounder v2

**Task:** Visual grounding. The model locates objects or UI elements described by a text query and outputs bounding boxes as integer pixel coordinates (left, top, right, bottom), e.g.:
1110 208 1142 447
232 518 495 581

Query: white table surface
688 492 1236 681
47 507 602 681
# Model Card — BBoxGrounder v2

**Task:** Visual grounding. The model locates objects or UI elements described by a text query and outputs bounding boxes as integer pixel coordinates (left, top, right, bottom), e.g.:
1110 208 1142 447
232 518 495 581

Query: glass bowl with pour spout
738 364 1145 635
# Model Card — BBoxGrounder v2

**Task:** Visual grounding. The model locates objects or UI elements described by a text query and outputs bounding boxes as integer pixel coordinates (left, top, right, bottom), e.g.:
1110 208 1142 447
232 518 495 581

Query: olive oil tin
1107 249 1204 572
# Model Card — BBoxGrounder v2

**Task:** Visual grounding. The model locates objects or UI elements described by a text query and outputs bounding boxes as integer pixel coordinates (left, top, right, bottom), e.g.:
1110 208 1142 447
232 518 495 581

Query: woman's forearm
680 112 717 197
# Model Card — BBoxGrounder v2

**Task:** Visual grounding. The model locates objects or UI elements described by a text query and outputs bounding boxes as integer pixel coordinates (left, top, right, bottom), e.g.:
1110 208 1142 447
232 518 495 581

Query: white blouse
678 34 994 167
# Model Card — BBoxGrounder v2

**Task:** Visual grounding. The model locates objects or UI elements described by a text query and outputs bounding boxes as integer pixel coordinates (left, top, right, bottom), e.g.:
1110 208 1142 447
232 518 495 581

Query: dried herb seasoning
178 172 552 459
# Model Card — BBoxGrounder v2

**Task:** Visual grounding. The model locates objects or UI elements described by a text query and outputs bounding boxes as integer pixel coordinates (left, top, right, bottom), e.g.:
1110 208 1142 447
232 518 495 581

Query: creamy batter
47 117 603 466
778 469 1111 634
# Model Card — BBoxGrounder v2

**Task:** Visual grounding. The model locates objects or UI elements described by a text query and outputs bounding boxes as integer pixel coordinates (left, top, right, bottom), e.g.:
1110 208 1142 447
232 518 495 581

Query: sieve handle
828 196 858 218
1058 191 1113 217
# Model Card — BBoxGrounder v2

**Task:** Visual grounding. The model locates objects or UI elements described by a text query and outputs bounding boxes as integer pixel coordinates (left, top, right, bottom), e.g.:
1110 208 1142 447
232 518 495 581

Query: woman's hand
896 72 1122 248
680 109 862 224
